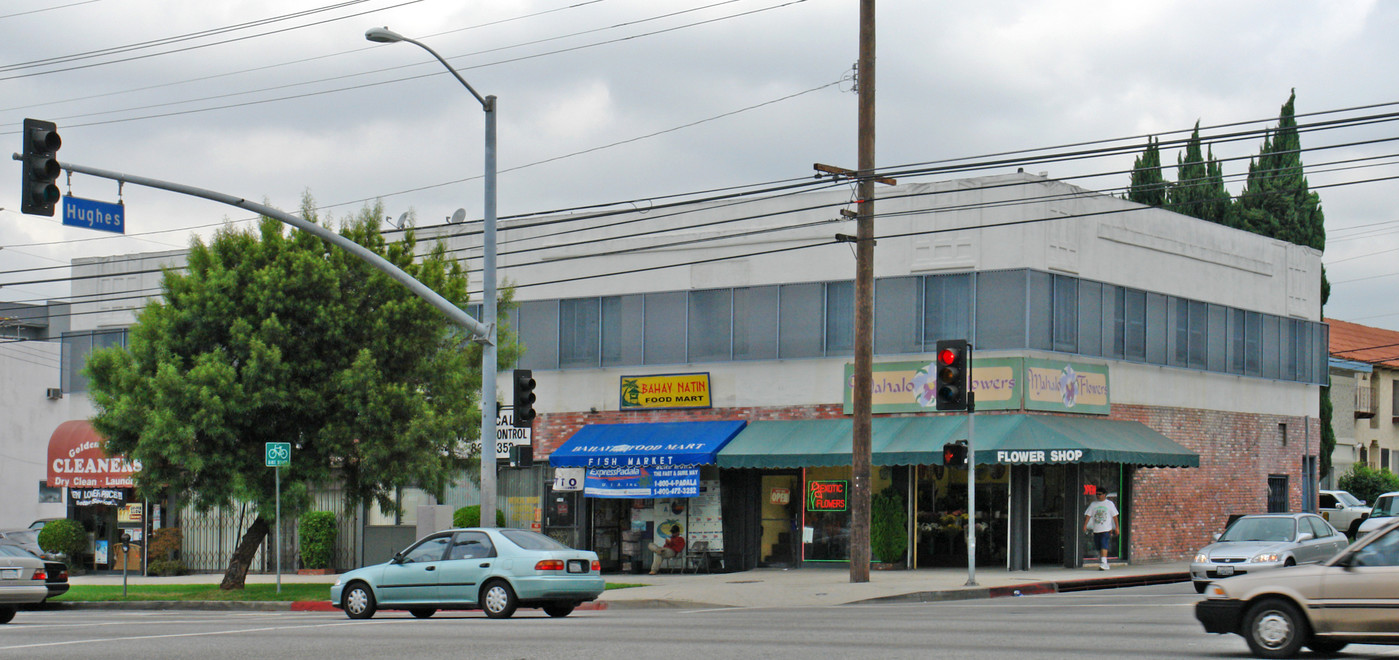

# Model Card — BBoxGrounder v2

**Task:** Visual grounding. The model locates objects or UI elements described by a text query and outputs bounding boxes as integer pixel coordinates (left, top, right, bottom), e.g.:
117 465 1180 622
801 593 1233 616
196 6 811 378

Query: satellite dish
448 208 466 224
395 212 409 229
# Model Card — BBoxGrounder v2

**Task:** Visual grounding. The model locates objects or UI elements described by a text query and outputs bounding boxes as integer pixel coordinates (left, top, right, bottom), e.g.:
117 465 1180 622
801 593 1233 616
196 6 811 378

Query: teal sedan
330 528 604 619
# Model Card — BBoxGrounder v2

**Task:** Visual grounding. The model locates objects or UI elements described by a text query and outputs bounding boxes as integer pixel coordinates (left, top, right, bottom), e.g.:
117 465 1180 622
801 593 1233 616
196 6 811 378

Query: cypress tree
1127 136 1167 207
1167 122 1209 217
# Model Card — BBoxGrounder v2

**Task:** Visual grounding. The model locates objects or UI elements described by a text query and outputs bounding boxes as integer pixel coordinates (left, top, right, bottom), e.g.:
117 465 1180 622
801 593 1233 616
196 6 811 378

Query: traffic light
934 339 970 411
511 369 536 428
942 440 968 469
20 118 62 217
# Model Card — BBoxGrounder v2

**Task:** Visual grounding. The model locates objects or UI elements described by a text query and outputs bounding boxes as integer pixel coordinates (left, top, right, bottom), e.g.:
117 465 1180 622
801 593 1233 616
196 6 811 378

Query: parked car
0 529 62 562
0 546 67 600
1318 489 1369 537
330 527 604 620
1189 513 1348 594
1356 491 1399 538
27 519 60 531
0 546 50 624
1196 516 1399 658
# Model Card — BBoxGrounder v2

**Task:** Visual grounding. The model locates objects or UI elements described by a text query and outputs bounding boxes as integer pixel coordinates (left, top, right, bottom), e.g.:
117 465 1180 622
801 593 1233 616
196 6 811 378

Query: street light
366 26 500 527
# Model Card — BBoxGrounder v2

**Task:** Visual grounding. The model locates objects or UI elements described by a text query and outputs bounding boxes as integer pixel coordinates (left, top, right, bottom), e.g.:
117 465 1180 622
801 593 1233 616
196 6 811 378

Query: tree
86 197 517 589
1126 136 1167 207
1166 122 1208 217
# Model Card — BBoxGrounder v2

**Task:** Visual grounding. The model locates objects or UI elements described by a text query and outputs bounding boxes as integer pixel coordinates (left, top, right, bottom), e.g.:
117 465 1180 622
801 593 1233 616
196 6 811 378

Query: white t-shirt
1084 498 1119 533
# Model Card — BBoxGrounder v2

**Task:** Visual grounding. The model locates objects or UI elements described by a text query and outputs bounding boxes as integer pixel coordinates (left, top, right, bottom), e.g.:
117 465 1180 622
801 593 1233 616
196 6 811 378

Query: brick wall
1113 404 1318 563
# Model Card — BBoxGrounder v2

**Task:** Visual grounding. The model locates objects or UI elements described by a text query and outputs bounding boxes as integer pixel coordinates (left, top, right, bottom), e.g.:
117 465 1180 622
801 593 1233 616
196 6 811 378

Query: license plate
0 568 18 580
566 560 588 574
1217 565 1234 576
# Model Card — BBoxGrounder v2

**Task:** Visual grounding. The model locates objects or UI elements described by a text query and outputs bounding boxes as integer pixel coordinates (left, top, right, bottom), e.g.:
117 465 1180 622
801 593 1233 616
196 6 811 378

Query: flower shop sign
842 357 1021 414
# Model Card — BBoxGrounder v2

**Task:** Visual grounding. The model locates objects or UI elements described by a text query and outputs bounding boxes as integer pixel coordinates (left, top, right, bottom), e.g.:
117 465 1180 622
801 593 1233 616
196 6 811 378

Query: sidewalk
58 560 1190 611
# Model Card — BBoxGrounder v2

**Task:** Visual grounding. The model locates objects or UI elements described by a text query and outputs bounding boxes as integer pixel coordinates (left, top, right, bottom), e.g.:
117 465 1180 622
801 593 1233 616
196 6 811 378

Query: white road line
0 620 383 651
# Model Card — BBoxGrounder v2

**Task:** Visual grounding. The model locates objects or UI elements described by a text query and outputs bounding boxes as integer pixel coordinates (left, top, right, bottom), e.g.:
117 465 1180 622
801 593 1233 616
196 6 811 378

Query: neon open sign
807 480 848 512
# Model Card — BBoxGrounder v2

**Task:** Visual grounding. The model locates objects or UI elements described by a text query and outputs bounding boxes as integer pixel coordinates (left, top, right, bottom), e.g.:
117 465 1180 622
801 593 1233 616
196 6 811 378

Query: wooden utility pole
849 0 876 584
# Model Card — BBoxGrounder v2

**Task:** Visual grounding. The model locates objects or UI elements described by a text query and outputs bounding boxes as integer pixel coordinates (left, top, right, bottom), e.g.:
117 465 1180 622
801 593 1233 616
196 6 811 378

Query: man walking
1082 487 1119 571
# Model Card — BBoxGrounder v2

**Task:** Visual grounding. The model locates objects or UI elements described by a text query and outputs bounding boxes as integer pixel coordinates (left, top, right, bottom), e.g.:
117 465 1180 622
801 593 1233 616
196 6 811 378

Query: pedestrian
1082 487 1119 571
647 525 685 575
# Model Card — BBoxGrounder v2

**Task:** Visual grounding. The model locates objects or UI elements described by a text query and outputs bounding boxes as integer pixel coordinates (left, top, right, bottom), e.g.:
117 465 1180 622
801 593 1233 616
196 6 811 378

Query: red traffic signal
942 440 968 469
934 339 969 411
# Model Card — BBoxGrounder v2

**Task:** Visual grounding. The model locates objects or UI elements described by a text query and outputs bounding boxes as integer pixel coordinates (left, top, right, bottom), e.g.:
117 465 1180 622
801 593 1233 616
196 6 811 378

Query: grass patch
58 581 641 602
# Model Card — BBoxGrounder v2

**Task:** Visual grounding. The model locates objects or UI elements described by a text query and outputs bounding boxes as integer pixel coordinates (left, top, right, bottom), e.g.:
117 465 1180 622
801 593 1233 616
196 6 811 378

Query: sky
2 0 1398 331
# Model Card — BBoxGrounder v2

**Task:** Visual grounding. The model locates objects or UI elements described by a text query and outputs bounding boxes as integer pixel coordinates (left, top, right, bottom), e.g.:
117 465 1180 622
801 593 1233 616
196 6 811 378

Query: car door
1308 516 1348 559
1313 524 1399 635
378 534 451 605
432 531 497 605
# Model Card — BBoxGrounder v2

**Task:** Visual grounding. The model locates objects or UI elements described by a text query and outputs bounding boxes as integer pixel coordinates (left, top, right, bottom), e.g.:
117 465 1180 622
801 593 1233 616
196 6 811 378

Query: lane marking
0 619 385 651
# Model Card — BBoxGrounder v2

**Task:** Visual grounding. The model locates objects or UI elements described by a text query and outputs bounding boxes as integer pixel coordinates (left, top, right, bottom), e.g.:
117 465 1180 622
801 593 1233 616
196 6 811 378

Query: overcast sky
2 0 1397 332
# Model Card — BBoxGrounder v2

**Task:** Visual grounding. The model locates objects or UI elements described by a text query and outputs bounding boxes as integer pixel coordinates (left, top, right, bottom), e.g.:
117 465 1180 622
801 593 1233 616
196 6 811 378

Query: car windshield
499 529 571 551
1219 517 1296 542
1332 491 1363 507
1374 496 1399 517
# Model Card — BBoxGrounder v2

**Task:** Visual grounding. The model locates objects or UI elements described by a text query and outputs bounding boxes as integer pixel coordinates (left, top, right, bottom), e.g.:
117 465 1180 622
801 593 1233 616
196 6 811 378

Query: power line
0 0 105 21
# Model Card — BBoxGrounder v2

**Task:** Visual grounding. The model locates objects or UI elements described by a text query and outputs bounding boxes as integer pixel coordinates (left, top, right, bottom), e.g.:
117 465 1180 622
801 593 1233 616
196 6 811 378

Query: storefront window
801 466 892 562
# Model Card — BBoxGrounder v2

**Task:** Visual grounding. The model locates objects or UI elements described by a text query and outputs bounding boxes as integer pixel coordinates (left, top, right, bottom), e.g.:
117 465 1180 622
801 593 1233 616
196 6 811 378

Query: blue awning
547 420 747 468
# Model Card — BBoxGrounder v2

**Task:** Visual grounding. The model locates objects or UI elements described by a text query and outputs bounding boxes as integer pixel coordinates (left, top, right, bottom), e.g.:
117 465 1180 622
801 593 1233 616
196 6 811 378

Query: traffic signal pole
44 160 493 343
965 392 977 586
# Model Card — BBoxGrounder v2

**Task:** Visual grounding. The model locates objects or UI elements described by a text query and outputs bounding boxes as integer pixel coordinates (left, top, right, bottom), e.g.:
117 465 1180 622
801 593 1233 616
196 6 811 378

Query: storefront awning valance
548 420 746 468
714 414 1198 469
46 419 142 488
970 414 1199 468
716 417 965 469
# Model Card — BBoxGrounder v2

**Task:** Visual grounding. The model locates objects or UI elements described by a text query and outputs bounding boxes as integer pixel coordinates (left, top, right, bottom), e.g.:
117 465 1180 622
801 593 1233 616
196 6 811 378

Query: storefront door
758 474 799 567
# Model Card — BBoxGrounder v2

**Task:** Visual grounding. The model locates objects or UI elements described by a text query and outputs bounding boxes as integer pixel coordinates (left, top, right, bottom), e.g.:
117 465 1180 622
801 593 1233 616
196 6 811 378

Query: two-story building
1326 318 1399 481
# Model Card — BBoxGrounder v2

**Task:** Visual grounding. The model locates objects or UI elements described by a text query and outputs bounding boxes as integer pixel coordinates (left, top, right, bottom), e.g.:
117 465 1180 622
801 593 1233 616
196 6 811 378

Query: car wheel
1244 598 1307 659
1305 638 1348 655
0 606 15 625
1193 581 1208 594
409 608 436 619
1347 519 1363 538
343 582 377 620
543 602 575 618
1283 557 1295 567
481 580 518 619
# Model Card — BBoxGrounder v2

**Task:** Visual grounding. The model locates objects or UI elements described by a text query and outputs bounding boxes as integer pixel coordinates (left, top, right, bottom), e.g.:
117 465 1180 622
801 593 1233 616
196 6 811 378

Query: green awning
716 417 963 469
970 414 1198 468
714 414 1198 469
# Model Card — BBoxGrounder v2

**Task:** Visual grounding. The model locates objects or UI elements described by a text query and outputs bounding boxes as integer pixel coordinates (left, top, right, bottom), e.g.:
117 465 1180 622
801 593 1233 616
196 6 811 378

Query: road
1 584 1395 659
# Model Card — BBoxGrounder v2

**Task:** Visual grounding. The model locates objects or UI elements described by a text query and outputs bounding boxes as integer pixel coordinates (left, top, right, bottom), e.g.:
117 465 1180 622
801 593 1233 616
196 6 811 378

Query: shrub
37 519 87 562
453 505 507 528
871 486 908 564
149 527 182 561
298 511 337 570
1337 463 1399 506
147 559 188 576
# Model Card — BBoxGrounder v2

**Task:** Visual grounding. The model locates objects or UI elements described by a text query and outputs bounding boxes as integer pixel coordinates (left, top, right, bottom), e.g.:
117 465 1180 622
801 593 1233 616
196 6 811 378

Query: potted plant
297 511 337 575
871 486 907 568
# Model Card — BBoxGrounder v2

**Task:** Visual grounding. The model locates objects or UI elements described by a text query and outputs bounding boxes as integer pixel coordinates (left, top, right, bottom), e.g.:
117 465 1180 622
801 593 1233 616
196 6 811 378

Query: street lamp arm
365 27 489 110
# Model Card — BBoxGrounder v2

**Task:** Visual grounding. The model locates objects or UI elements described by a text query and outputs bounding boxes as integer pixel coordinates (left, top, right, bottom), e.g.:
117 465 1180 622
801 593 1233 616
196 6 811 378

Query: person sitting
647 527 686 575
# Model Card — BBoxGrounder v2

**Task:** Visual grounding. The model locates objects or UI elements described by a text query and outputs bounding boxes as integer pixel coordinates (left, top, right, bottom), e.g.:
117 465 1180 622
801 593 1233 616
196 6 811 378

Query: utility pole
850 0 877 584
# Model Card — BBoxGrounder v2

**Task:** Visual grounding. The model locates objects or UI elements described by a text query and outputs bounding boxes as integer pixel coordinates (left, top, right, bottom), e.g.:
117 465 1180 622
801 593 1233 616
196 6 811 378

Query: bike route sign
265 442 291 467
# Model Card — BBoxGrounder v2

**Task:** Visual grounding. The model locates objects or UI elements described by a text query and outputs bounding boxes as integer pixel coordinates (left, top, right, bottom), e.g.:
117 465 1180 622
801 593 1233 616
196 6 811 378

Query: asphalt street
2 583 1396 659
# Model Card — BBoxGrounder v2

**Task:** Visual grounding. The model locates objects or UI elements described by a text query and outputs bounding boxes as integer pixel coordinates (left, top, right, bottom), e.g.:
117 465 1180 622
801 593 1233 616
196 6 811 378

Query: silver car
1356 491 1399 537
1190 513 1348 593
0 548 50 624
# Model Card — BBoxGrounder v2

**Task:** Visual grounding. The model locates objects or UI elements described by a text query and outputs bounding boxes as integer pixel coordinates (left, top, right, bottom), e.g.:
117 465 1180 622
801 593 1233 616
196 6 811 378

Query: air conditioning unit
45 388 63 400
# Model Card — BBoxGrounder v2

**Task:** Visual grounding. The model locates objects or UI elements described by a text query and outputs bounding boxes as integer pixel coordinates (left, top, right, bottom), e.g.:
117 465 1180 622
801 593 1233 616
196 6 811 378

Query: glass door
758 473 799 567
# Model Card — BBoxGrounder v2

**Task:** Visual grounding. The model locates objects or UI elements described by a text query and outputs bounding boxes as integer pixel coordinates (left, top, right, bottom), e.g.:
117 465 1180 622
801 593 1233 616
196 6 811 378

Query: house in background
1327 318 1399 483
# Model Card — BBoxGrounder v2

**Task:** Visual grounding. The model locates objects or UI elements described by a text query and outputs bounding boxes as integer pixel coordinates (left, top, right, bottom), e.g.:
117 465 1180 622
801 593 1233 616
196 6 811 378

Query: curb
853 571 1191 605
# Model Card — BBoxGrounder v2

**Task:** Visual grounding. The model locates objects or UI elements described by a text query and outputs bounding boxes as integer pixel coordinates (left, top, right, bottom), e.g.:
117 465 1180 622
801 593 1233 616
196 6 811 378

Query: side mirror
1334 503 1345 510
1297 532 1315 542
1212 532 1221 542
392 551 405 564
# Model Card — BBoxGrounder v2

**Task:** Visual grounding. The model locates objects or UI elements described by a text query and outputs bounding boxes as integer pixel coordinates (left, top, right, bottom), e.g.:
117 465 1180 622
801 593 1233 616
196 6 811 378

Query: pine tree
1199 145 1232 224
1126 136 1167 207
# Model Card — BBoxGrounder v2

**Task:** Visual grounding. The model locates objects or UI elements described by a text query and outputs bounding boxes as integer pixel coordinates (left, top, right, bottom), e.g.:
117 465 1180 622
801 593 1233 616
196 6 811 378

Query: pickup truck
1319 489 1370 537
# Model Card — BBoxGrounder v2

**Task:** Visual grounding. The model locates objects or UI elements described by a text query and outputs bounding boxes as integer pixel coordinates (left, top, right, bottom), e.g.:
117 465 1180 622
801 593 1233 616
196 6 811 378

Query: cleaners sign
63 196 125 234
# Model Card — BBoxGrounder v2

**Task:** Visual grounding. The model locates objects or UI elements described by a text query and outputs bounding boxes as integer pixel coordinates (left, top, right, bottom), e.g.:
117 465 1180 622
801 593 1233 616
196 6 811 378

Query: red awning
46 420 141 488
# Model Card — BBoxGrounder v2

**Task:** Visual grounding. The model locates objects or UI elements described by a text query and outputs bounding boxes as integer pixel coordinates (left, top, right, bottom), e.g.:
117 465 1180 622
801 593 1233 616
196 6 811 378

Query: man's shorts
1093 531 1113 551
